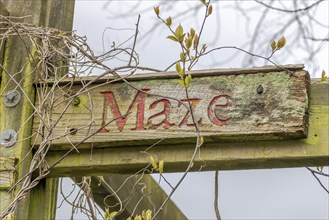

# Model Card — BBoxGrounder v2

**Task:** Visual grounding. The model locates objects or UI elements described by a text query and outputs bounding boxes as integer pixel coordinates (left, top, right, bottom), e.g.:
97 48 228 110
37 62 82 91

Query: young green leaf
193 34 199 49
167 35 178 42
142 210 146 219
180 52 186 62
190 28 195 38
178 79 185 87
176 62 185 78
185 36 192 49
150 156 158 170
134 215 142 220
105 207 110 216
207 5 213 16
200 0 206 5
153 6 160 17
107 211 118 219
277 36 286 49
145 210 152 220
159 160 164 173
178 33 186 42
175 24 184 39
271 40 277 52
166 16 172 26
176 62 182 74
184 74 192 88
321 70 327 81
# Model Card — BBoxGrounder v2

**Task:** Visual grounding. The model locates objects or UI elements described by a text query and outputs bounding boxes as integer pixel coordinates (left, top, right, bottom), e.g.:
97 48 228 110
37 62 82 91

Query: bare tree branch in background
214 170 221 220
101 0 328 74
306 167 329 194
254 0 324 13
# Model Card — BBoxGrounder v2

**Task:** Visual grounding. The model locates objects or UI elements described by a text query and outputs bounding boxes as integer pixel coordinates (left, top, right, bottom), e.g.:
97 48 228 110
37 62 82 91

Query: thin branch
128 15 141 66
214 170 221 220
304 37 329 42
306 167 329 194
254 0 324 13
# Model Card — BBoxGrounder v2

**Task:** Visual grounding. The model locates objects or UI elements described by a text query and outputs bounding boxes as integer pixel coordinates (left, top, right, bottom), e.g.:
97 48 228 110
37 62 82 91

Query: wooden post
0 0 75 219
0 2 8 68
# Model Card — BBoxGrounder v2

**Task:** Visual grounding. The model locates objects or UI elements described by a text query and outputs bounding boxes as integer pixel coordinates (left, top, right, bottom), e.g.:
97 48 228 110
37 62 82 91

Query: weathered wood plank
0 0 75 219
0 157 15 190
75 175 187 220
44 80 328 176
33 65 310 150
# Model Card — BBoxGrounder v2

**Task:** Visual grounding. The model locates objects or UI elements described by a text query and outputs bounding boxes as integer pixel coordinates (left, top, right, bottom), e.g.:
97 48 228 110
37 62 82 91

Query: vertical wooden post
0 0 75 219
0 2 8 67
0 1 12 216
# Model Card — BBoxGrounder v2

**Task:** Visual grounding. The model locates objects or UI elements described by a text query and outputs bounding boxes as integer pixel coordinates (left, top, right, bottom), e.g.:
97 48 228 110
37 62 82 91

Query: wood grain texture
44 80 328 176
28 178 59 220
33 67 310 150
0 2 8 70
0 0 75 218
0 157 15 190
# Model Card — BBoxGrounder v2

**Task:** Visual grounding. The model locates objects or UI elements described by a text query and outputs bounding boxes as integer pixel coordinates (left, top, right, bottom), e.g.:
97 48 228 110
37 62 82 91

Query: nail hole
257 85 263 94
314 134 317 137
69 128 77 135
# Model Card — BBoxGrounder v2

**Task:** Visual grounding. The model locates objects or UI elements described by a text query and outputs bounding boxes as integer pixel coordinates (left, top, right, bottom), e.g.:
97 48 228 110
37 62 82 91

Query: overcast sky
56 1 328 219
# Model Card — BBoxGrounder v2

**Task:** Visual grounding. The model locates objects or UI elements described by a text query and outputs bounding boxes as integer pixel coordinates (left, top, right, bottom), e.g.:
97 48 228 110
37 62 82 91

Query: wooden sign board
33 65 309 149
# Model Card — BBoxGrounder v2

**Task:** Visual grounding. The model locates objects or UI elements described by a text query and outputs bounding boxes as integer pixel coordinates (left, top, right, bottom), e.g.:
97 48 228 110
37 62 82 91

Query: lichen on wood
33 67 310 150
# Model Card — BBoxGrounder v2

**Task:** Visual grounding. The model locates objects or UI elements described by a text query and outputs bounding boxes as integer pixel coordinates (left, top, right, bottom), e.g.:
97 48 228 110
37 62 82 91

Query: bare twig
214 170 221 220
306 167 329 194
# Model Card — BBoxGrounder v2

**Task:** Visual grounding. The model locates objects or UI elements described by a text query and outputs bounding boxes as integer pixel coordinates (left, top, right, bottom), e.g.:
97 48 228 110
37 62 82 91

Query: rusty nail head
4 90 21 107
0 129 17 148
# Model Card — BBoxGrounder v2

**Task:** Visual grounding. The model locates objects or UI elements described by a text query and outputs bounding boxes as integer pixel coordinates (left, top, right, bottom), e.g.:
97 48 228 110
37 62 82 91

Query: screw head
0 129 17 148
4 90 21 107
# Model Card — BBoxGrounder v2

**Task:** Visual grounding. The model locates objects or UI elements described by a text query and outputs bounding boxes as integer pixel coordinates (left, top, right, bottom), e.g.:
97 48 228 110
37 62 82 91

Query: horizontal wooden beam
33 65 309 150
44 80 328 176
74 175 187 220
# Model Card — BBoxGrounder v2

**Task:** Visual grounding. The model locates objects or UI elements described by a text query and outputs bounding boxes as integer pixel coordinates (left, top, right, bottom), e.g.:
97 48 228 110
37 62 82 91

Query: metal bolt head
6 92 16 101
3 133 12 142
0 129 17 148
4 90 21 107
